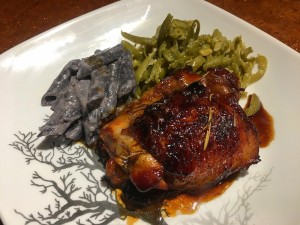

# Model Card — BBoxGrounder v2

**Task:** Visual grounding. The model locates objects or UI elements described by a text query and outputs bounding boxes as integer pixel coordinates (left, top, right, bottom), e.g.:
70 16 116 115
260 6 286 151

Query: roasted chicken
100 68 260 193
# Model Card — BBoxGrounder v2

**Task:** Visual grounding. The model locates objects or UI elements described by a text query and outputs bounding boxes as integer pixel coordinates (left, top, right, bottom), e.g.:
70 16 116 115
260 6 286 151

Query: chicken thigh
100 68 260 193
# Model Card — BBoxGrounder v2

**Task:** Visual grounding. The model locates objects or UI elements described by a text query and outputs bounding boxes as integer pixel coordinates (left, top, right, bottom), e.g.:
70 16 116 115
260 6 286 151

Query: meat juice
124 103 274 224
249 104 274 147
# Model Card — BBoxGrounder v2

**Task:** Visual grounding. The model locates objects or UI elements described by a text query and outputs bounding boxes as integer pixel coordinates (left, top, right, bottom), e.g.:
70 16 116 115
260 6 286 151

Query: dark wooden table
0 0 299 224
0 0 299 54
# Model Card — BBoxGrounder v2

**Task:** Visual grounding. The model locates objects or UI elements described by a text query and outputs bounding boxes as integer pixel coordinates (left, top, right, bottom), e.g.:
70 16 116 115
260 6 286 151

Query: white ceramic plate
1 0 300 224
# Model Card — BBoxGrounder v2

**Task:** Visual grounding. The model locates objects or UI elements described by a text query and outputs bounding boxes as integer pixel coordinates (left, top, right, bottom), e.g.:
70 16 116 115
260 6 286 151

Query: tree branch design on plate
191 170 272 225
9 131 271 225
10 131 121 225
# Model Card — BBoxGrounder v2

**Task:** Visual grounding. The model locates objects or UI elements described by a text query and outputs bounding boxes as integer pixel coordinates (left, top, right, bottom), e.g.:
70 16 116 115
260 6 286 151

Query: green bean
135 49 156 83
203 55 231 70
169 54 191 69
250 55 268 83
169 19 193 40
162 48 176 62
145 58 166 84
200 47 213 56
156 13 173 46
189 55 206 72
121 31 156 46
244 94 261 116
121 40 142 59
182 19 200 50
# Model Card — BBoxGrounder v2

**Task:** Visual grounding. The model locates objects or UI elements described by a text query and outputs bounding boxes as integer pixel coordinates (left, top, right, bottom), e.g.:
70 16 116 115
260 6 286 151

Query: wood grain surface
0 0 299 54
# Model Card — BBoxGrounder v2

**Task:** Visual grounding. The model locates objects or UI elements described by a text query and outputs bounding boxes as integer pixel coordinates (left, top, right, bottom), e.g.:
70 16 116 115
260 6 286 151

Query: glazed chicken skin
100 68 260 193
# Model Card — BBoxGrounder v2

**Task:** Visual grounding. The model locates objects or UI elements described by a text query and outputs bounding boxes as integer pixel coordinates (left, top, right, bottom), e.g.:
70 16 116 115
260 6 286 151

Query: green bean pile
122 14 267 97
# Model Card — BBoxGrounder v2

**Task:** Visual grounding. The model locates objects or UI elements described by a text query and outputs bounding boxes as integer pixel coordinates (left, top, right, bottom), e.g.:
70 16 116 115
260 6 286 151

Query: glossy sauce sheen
125 103 274 224
163 104 274 218
129 68 260 194
250 103 274 147
163 178 234 217
124 177 235 225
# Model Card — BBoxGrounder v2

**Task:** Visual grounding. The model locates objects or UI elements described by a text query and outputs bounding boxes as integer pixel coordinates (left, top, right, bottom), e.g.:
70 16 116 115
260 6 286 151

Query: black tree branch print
10 131 122 225
10 131 271 225
189 170 272 225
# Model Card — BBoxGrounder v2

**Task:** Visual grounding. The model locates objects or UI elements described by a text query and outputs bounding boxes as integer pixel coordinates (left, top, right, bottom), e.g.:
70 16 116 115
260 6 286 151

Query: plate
1 0 300 224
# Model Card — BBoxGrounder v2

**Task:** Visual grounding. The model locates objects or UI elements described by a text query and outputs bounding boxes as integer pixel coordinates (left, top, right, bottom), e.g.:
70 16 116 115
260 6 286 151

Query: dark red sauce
121 102 274 224
163 103 274 219
249 103 274 147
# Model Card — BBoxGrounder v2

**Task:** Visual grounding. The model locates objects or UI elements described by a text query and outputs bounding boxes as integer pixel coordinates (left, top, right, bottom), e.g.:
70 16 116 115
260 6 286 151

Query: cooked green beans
121 14 268 103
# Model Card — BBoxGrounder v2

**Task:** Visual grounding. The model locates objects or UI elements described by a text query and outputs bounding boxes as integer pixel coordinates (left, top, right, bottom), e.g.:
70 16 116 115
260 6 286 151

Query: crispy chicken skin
100 68 260 192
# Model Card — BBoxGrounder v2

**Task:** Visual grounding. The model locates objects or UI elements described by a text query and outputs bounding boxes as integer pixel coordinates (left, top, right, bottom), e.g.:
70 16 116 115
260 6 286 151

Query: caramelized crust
100 68 260 192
